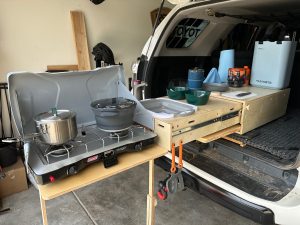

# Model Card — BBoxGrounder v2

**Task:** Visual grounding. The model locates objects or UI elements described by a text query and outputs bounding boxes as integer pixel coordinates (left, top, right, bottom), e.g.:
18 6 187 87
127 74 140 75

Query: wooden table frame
38 145 167 225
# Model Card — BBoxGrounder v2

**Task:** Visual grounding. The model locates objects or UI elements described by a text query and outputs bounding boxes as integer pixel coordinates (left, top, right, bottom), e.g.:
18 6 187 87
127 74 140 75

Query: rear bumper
155 156 275 225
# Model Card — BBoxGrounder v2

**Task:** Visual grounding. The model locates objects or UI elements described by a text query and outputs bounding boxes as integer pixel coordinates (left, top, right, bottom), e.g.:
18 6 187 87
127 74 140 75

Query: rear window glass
166 18 209 48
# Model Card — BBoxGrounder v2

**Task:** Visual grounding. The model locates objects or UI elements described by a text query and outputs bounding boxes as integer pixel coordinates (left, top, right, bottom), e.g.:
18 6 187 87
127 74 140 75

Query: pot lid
8 65 126 136
34 109 76 122
91 97 136 110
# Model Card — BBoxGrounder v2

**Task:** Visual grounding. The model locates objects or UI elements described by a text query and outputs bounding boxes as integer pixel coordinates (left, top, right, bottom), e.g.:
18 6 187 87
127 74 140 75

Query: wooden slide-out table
38 145 167 225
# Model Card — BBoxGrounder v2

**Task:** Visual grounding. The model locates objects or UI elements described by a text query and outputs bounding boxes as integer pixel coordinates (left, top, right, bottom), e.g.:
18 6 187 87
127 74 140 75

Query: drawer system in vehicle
154 87 290 150
154 98 242 150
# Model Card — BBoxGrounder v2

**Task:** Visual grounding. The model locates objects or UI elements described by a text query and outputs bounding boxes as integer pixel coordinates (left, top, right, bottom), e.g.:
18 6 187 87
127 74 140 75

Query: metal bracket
172 111 240 136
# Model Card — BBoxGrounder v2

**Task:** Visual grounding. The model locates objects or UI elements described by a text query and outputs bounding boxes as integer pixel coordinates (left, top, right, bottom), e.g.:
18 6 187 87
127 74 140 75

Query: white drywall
0 0 172 82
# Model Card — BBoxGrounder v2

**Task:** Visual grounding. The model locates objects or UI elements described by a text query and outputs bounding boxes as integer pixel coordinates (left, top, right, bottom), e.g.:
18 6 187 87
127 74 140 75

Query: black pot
91 97 137 131
0 140 17 168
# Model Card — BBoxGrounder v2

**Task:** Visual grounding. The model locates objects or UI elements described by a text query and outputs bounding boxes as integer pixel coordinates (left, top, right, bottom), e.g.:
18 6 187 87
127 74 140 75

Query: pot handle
99 111 119 117
39 124 48 134
2 133 40 143
2 138 19 143
51 107 58 116
176 110 195 117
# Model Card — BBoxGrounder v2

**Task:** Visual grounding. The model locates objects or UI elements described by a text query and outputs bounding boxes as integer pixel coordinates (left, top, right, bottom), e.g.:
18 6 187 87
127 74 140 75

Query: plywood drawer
154 98 242 150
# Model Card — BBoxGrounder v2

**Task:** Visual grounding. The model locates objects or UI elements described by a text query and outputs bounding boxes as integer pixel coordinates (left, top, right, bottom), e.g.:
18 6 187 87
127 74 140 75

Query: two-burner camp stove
7 66 157 185
27 124 156 185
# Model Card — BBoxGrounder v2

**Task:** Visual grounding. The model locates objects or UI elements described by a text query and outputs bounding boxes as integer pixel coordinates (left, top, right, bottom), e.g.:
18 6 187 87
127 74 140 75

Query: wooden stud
70 11 91 71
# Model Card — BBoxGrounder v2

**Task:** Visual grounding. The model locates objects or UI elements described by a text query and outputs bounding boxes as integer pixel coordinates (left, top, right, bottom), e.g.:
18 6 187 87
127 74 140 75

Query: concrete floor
0 164 258 225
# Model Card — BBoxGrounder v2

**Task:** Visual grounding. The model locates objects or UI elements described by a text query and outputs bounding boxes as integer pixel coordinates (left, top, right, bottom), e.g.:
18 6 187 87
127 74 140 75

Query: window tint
166 18 209 48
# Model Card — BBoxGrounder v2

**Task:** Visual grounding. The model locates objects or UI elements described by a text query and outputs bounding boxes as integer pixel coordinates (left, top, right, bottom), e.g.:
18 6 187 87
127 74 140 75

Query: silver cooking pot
34 108 77 145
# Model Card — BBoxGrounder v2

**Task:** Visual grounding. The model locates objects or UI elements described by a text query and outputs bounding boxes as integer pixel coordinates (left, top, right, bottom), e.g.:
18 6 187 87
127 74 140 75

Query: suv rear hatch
138 0 300 223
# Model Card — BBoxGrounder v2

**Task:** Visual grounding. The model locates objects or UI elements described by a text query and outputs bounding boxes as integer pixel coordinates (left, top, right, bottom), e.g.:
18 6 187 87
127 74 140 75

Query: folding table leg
146 159 157 225
39 192 48 225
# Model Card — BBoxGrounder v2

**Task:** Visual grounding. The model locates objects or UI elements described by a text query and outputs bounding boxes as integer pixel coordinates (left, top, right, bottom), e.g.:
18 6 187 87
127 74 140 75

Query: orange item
243 66 251 86
170 143 176 173
178 140 183 169
228 66 251 87
170 141 184 172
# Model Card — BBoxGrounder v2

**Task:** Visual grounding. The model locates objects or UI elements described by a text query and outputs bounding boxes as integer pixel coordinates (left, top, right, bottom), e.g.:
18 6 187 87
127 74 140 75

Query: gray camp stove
7 66 157 185
26 124 155 185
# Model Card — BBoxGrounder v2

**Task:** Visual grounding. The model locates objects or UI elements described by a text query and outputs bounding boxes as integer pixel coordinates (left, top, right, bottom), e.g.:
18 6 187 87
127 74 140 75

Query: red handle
157 191 167 200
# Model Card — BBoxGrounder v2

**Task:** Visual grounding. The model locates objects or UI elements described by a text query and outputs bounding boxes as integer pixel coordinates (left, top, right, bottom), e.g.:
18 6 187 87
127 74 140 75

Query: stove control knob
134 142 143 151
49 175 55 183
68 166 78 175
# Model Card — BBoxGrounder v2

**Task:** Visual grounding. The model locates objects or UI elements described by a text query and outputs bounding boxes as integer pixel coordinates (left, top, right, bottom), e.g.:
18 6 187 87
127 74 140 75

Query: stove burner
109 130 129 139
45 144 74 157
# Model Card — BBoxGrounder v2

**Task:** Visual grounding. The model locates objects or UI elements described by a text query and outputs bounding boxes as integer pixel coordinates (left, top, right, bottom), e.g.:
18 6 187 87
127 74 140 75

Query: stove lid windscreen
8 65 126 136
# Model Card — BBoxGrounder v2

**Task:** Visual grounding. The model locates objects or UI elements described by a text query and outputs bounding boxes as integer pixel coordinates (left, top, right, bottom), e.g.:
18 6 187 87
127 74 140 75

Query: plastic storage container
188 68 205 89
250 41 297 89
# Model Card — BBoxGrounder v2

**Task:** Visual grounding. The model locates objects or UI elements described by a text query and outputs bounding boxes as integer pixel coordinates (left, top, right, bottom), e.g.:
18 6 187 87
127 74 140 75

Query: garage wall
0 0 172 82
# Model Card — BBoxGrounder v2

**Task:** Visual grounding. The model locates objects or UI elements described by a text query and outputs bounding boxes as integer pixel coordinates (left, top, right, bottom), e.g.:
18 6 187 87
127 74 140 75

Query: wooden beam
70 11 91 71
47 64 79 71
222 136 246 147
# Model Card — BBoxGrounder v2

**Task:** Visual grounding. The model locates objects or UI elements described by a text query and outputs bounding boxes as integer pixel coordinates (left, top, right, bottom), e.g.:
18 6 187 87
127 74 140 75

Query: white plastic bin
250 41 297 89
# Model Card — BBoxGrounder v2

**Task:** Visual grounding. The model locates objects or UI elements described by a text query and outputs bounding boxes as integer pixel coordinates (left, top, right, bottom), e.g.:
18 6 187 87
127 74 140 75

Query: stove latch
103 150 118 168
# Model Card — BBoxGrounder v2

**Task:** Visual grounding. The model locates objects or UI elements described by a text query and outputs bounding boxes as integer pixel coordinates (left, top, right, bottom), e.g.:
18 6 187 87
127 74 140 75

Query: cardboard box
0 157 28 198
